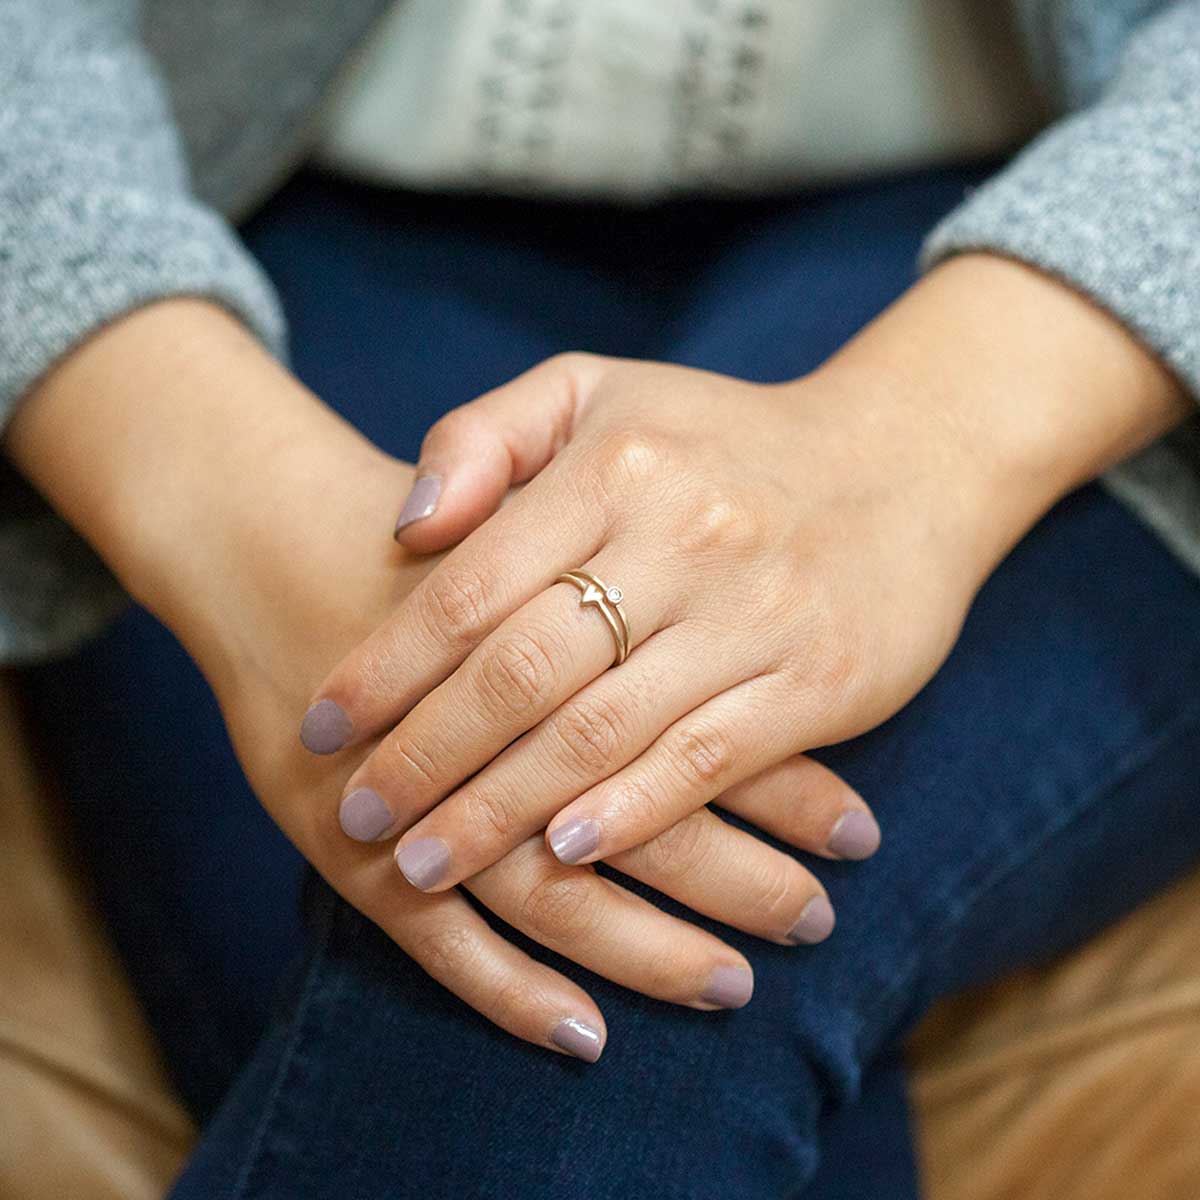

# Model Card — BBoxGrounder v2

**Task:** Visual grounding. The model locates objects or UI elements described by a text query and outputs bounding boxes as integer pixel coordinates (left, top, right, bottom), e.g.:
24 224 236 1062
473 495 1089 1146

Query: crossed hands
12 258 1177 1063
269 350 984 1061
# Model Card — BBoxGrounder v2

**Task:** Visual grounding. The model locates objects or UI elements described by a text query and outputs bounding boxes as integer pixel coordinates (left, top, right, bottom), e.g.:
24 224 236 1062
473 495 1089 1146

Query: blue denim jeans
22 167 1200 1199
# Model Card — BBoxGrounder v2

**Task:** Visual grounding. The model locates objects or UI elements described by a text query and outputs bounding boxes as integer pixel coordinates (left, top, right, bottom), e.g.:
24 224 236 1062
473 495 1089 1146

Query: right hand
5 301 877 1061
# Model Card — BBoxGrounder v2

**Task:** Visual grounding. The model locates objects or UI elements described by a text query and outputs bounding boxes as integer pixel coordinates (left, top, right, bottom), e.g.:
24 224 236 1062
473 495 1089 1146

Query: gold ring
556 569 630 667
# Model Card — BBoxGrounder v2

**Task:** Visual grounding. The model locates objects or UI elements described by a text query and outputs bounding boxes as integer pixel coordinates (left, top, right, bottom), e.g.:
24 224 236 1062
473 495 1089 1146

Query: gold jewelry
556 569 630 667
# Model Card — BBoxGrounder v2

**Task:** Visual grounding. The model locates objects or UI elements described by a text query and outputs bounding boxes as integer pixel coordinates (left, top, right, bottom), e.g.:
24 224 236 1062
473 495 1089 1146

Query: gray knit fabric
924 0 1200 578
1 0 1198 662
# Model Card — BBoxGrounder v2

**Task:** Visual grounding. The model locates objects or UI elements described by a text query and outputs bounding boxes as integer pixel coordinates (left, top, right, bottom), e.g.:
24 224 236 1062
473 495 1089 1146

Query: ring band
556 569 630 666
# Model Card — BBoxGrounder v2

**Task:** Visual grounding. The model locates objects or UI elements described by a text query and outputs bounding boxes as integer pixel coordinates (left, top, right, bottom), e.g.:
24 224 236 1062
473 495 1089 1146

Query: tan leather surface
910 865 1200 1198
3 667 1198 1197
0 673 194 1200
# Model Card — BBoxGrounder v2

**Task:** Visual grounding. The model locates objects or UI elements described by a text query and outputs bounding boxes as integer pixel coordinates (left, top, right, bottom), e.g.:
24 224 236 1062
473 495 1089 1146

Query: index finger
299 457 608 756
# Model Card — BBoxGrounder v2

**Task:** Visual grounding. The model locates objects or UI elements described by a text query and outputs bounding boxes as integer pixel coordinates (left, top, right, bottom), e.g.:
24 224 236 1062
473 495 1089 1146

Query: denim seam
855 691 1200 1059
228 891 339 1200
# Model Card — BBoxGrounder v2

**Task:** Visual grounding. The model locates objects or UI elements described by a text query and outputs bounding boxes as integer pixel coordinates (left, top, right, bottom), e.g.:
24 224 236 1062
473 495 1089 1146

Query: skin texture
4 255 1187 1058
308 253 1189 897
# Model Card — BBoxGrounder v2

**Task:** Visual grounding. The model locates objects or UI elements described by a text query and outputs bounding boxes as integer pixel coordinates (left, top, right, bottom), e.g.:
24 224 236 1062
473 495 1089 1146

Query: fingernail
548 818 600 865
394 475 441 537
827 811 881 860
787 896 836 945
395 836 451 890
700 965 754 1009
552 1017 603 1063
339 788 396 843
299 699 353 755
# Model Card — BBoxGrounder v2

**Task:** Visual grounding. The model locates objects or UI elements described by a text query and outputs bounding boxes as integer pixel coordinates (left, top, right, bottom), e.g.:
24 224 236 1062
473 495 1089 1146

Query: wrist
810 252 1190 579
4 299 406 670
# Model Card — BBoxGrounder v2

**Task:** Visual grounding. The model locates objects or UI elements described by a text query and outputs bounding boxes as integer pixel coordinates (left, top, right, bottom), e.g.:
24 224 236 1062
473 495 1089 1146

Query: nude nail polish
548 818 600 865
394 476 441 536
787 896 836 945
299 699 353 755
552 1018 603 1063
339 788 395 843
395 836 451 890
700 965 754 1009
827 811 881 860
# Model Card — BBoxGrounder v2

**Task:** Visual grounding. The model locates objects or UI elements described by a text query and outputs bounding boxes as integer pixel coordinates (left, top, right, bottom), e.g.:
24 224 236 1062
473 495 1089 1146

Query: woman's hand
304 356 950 895
4 299 884 1059
307 254 1189 896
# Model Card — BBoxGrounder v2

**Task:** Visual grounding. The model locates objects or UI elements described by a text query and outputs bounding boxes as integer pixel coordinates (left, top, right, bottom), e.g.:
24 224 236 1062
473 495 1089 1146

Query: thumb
392 351 608 554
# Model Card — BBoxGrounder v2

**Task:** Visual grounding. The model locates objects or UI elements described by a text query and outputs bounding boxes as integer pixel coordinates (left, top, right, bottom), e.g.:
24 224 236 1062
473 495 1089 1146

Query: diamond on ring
556 569 631 668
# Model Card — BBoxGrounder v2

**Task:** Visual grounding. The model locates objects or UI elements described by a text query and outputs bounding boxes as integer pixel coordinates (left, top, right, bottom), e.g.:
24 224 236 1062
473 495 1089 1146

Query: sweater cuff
920 102 1200 400
920 100 1200 580
0 188 287 663
0 187 286 415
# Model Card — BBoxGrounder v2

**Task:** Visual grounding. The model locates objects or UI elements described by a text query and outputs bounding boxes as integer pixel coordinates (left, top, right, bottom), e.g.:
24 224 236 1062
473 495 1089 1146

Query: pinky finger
359 870 608 1062
717 754 881 862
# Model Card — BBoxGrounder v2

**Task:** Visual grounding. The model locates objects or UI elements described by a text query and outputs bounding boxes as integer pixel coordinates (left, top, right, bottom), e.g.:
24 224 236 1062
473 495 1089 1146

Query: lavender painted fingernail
395 836 451 890
700 965 754 1009
299 699 353 755
827 811 881 861
552 1018 603 1063
339 788 396 843
548 818 600 865
394 476 441 537
787 896 836 945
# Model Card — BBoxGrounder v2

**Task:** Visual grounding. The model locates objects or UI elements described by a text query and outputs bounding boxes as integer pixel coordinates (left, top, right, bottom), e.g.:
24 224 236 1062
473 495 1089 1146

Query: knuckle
637 813 715 884
802 635 868 706
819 639 867 695
665 721 734 788
519 870 598 943
677 494 767 557
486 971 546 1028
424 406 475 449
746 865 803 929
592 428 674 494
410 923 481 981
379 729 439 793
420 563 492 651
547 349 597 373
548 693 629 776
463 784 522 845
476 628 560 720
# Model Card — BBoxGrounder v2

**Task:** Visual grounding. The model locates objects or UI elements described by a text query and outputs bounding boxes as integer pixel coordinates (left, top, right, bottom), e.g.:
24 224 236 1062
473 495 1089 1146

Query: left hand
301 254 1189 895
300 374 980 890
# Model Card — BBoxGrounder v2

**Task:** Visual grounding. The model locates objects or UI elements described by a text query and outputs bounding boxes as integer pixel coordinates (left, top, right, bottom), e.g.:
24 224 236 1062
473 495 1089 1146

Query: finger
392 352 610 553
466 836 755 1010
545 677 789 865
299 440 614 757
344 852 608 1061
387 622 745 890
608 807 836 945
717 755 881 861
337 547 681 850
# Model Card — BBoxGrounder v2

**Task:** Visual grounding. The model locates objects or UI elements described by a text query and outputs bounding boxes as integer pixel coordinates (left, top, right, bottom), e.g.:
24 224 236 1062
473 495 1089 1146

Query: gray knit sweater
2 0 1199 663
